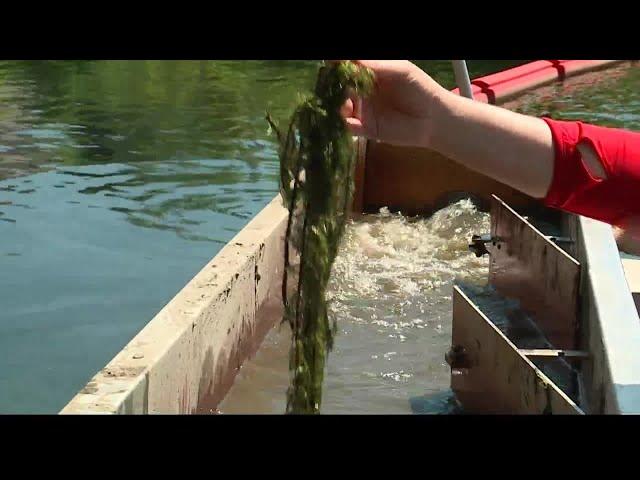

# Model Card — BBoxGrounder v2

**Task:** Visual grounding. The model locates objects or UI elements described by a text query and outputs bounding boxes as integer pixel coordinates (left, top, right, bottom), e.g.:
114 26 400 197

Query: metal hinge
545 236 574 245
468 234 493 257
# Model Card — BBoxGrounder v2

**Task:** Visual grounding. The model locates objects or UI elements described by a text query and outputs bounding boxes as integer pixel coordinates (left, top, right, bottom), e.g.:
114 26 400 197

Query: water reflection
1 60 525 238
0 60 316 178
514 63 640 129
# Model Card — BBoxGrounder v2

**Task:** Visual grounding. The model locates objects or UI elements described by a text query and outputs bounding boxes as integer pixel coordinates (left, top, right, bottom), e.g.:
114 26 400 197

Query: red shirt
543 117 640 227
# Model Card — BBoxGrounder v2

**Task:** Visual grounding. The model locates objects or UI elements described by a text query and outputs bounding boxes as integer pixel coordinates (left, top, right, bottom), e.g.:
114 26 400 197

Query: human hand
336 60 448 148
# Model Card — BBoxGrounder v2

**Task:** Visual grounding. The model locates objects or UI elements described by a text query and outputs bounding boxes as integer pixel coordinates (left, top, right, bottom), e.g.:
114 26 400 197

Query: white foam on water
327 200 490 328
220 199 493 414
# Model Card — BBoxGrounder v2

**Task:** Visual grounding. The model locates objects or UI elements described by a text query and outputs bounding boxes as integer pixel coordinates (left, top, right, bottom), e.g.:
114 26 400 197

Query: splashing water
328 200 490 323
219 199 491 414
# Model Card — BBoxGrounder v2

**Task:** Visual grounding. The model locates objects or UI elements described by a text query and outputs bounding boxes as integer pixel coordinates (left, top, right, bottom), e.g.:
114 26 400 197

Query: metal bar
546 235 574 244
452 60 474 100
520 349 590 360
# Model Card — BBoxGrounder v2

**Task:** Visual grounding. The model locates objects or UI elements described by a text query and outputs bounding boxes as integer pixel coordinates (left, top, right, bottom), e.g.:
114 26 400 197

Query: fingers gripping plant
266 61 374 414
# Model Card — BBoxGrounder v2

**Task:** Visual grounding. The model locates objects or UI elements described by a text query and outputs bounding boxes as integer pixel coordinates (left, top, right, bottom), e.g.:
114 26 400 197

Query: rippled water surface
514 62 640 129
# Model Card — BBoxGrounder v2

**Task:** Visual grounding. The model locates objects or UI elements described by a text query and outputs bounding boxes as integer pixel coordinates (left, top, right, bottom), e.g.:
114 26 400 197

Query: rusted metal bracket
468 234 493 257
546 236 574 245
468 234 573 257
445 345 472 369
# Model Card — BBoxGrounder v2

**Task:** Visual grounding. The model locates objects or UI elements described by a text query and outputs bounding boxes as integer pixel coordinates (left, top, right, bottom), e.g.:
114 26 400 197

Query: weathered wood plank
489 195 581 349
450 286 583 414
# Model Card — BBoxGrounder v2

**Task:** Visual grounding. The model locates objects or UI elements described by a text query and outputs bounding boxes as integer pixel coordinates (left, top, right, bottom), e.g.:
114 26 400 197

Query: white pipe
452 60 474 100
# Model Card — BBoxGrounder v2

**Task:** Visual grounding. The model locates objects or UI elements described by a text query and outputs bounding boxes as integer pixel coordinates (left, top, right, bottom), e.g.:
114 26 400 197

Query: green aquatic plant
266 61 374 414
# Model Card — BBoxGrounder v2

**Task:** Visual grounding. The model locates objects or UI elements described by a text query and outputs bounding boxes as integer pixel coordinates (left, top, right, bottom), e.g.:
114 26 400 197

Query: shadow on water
409 390 463 415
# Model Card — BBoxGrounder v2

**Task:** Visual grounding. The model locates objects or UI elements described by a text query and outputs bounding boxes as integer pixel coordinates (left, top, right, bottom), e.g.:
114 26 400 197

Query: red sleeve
542 117 640 227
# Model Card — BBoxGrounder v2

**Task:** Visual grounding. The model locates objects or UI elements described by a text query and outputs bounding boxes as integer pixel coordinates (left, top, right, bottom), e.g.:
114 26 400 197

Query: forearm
427 90 555 199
